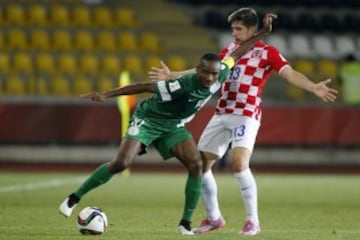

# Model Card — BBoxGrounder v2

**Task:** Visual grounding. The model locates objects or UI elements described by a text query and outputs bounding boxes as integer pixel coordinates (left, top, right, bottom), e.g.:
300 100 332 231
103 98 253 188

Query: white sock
202 170 221 220
234 169 259 224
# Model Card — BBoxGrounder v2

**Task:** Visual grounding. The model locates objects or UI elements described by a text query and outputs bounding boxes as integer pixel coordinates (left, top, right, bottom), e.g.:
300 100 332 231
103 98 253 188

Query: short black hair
228 7 258 29
200 53 220 63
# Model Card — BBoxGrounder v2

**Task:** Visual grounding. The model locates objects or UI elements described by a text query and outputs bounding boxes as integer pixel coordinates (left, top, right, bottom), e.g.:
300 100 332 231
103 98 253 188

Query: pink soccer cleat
239 220 260 236
193 217 226 234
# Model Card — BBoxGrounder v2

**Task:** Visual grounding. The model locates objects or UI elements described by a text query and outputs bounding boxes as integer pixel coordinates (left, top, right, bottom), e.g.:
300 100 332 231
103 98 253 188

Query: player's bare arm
280 66 338 102
80 82 155 102
149 13 277 81
149 60 196 81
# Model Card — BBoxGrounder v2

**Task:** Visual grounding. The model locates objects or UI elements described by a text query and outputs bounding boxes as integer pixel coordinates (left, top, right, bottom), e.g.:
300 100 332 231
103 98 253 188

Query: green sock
181 175 202 222
74 163 114 199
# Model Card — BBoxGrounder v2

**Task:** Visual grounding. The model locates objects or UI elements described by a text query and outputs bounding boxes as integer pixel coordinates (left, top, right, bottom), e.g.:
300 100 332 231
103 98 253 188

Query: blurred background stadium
0 0 359 172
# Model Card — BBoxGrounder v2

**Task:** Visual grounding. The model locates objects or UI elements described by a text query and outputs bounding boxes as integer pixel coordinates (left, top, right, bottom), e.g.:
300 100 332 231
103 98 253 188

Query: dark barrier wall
0 102 359 146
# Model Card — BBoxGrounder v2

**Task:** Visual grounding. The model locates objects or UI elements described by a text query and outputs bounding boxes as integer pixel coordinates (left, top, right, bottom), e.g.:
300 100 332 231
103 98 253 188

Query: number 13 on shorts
233 125 246 140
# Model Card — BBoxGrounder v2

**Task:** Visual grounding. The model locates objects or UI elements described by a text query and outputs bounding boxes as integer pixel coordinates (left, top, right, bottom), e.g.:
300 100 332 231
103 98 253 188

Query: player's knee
231 159 249 172
200 151 217 172
108 153 133 173
187 155 202 177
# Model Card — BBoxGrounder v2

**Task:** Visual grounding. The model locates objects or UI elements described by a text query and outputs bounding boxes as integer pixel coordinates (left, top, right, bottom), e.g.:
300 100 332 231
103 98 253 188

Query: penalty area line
0 177 85 193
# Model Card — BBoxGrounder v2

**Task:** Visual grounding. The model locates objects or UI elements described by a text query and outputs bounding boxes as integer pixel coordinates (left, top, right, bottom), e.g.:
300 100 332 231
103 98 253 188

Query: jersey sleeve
267 46 289 74
218 62 231 84
154 77 187 102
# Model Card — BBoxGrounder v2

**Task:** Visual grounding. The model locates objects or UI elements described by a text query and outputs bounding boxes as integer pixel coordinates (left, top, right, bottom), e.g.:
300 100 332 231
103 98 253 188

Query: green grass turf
0 172 359 240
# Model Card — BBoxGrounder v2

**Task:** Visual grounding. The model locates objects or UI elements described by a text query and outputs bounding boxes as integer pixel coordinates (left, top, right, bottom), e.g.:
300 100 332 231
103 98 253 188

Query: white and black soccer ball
77 207 108 235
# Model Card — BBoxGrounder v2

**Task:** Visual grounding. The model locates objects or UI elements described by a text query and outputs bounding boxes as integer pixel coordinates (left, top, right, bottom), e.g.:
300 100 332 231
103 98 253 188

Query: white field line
0 177 85 193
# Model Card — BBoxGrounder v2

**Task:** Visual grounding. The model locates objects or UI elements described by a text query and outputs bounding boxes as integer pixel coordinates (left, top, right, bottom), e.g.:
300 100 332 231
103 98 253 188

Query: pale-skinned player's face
231 21 256 44
196 60 220 89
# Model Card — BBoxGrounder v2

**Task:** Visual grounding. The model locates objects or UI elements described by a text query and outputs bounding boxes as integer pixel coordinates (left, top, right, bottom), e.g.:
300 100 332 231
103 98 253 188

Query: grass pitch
0 172 359 240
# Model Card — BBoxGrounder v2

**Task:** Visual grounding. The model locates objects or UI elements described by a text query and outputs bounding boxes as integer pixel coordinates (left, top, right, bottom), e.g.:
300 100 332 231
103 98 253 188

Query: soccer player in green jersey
59 13 276 235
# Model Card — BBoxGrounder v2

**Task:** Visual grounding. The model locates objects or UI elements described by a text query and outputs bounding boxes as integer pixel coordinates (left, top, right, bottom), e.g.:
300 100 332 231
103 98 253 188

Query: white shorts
198 114 260 158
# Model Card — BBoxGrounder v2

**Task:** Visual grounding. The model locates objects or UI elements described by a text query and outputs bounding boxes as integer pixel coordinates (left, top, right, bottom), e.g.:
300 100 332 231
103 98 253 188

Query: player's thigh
228 115 260 153
198 115 232 159
153 127 199 161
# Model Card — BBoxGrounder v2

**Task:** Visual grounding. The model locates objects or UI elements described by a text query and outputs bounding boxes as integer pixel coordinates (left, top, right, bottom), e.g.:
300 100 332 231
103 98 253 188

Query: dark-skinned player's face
196 60 221 88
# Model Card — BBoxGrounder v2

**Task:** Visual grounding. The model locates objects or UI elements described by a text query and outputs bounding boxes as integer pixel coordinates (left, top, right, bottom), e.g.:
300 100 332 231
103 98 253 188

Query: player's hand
148 60 171 81
312 79 338 102
263 13 277 33
80 92 107 102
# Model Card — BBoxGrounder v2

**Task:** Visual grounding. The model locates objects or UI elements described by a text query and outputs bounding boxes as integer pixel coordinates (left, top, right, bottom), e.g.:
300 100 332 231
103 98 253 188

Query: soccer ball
77 207 108 235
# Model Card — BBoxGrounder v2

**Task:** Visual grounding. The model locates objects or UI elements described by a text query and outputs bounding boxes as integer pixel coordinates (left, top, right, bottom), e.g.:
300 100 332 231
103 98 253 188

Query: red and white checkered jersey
217 41 289 120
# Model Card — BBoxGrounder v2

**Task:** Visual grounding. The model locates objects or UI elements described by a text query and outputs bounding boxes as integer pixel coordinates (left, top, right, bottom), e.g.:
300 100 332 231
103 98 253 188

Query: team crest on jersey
251 49 263 58
127 117 144 136
169 80 181 92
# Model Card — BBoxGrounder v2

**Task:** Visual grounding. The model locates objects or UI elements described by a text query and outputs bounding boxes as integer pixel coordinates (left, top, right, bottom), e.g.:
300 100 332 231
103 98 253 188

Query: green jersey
135 62 230 125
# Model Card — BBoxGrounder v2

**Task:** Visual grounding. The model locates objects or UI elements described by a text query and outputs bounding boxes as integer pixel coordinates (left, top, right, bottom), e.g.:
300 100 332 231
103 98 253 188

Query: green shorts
125 115 192 160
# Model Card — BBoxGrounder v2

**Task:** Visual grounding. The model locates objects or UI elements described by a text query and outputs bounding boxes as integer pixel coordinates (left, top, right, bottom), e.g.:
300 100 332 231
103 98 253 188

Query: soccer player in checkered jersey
149 8 337 236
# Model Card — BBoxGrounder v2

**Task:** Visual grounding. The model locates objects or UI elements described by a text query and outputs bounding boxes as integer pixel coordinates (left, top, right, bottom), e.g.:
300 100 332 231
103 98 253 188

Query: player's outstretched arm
280 67 338 102
80 82 155 102
148 60 195 81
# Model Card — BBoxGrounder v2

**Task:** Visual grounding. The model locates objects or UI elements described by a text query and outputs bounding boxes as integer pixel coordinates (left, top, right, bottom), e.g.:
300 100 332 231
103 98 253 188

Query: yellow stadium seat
51 75 71 96
145 55 162 72
94 6 113 27
118 31 137 52
6 75 27 95
115 7 138 28
98 77 115 91
36 77 50 96
79 54 99 75
97 31 116 52
13 52 33 74
100 55 121 76
123 55 142 76
0 53 10 74
52 30 72 51
72 6 91 27
167 55 187 71
30 29 50 51
6 4 25 25
139 32 160 53
57 53 77 75
28 4 47 26
73 76 94 95
35 53 55 74
7 29 27 50
293 58 315 78
317 58 339 81
286 58 314 100
50 5 70 26
74 30 94 51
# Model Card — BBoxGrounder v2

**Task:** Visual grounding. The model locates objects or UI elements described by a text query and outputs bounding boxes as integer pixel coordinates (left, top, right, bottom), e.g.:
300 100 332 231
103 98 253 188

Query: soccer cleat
59 193 79 217
177 225 194 235
193 217 226 234
177 220 194 235
239 220 260 236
